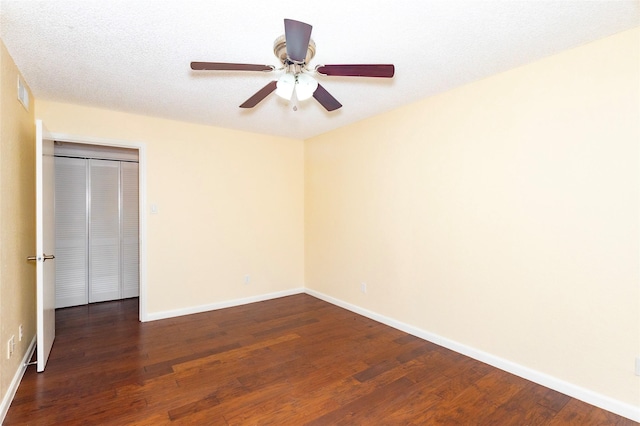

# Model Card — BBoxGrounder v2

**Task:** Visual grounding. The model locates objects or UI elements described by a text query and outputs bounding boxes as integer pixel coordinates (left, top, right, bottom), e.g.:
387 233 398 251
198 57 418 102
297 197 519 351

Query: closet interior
54 142 139 309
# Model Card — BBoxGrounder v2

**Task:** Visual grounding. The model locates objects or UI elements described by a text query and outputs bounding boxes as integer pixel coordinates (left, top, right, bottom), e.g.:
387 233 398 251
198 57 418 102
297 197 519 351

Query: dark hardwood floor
5 294 637 425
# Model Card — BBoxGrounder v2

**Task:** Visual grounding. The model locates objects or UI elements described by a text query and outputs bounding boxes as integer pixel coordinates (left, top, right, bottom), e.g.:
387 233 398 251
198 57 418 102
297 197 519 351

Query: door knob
27 254 55 261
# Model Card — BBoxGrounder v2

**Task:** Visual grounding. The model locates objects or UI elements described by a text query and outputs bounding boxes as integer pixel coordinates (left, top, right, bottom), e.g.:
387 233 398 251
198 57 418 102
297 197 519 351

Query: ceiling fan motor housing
273 35 316 66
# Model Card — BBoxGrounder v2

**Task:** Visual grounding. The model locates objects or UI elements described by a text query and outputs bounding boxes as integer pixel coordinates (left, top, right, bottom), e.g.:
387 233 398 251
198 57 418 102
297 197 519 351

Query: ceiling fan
190 19 395 112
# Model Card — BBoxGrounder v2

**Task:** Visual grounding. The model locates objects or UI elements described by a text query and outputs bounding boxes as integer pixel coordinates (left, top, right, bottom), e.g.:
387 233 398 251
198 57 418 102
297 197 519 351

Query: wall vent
17 76 29 111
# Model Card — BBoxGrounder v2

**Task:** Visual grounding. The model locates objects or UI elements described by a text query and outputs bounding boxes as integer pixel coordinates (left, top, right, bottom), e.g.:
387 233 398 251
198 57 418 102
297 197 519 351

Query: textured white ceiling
1 1 638 139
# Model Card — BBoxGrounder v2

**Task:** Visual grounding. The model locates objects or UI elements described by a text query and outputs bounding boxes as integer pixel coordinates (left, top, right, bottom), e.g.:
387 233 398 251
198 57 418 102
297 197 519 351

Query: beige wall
35 101 305 315
0 41 36 405
305 28 640 407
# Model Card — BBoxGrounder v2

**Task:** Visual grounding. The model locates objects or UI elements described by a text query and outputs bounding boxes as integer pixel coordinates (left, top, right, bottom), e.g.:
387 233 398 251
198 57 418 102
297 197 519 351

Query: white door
121 161 139 298
89 159 121 303
34 120 56 372
54 154 140 307
54 156 88 308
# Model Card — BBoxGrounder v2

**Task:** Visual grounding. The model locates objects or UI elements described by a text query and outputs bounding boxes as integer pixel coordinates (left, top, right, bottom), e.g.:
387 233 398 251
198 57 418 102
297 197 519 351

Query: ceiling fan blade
313 84 342 111
191 62 274 72
239 81 278 108
316 64 395 78
284 19 312 63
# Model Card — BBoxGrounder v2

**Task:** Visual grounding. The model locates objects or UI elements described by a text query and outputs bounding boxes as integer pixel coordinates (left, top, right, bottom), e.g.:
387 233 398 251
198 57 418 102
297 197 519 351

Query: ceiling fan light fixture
295 73 318 101
275 72 318 102
275 73 295 100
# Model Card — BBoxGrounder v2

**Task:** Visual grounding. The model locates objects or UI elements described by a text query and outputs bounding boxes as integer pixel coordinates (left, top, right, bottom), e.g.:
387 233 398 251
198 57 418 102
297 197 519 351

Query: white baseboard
0 336 36 424
304 288 640 422
145 288 306 322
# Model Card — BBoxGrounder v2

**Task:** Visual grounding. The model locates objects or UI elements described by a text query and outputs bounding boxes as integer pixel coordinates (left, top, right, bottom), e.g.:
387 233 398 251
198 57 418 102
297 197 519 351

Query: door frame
47 131 148 322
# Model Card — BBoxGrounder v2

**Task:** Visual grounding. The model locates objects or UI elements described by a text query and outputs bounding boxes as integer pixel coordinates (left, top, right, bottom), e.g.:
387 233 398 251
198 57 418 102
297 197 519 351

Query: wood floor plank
549 399 639 426
480 381 562 426
4 295 637 425
172 333 301 373
303 377 416 425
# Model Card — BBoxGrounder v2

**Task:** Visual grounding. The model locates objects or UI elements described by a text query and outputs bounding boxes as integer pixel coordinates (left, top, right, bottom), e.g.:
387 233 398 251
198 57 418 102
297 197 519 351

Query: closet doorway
54 142 139 308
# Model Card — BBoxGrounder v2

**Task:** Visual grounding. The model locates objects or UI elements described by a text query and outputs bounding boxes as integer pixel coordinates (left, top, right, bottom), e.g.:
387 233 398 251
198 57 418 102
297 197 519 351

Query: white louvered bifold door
54 157 88 308
89 159 121 303
121 162 139 298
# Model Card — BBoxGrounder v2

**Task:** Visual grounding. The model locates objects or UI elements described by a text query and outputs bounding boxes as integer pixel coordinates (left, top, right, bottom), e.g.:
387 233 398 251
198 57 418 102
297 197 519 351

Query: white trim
146 288 306 322
44 131 148 322
54 141 139 162
0 336 36 424
304 288 640 422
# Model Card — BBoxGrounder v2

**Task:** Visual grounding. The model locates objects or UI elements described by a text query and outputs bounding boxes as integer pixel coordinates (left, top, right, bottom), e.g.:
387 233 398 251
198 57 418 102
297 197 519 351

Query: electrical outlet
360 282 367 294
19 324 23 341
635 357 640 376
244 274 250 285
